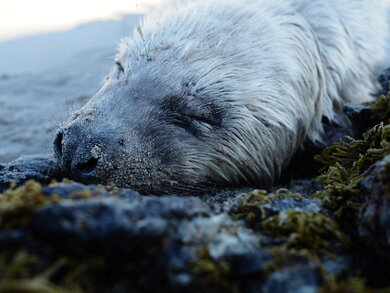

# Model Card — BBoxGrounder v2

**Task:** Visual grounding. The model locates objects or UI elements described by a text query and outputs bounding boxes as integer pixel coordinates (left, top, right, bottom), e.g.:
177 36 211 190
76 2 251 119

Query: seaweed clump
314 119 390 220
320 277 390 293
261 211 349 255
0 251 73 293
0 250 103 293
366 92 390 125
229 189 303 230
230 189 347 256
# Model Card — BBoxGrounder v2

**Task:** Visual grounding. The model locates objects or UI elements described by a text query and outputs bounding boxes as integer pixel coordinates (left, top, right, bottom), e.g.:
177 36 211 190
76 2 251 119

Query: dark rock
19 187 265 292
378 67 390 94
260 263 321 293
357 155 390 286
41 182 140 199
281 112 354 183
42 182 95 198
0 178 334 292
224 251 272 276
260 197 322 218
322 255 353 277
276 178 324 198
31 195 212 251
0 154 62 192
359 155 390 247
0 229 28 249
343 103 372 136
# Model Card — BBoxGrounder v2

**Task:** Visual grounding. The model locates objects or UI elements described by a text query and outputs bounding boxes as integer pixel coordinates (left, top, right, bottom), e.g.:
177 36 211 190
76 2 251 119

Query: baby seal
54 0 389 194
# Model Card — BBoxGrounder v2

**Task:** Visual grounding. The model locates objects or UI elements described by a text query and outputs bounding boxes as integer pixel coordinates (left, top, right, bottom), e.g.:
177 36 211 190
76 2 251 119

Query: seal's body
54 0 389 194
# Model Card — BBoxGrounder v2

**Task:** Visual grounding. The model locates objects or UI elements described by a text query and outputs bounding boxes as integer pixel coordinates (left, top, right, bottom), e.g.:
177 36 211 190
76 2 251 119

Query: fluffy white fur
113 0 388 188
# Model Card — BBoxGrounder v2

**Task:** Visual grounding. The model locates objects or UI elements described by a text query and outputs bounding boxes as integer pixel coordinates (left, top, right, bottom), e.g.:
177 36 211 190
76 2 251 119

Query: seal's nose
53 131 63 159
74 157 99 177
54 129 100 181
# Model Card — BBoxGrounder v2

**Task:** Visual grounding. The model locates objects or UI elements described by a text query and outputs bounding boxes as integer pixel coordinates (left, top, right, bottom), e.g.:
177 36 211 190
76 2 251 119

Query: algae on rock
0 181 60 229
261 211 349 255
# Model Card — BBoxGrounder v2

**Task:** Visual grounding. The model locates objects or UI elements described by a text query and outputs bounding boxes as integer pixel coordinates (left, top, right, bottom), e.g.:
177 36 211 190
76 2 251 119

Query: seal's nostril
54 132 63 157
76 158 99 175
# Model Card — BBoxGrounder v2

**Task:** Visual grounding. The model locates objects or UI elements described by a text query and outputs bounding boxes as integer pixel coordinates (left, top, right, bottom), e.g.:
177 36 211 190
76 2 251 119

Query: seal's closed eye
115 61 125 79
161 95 223 128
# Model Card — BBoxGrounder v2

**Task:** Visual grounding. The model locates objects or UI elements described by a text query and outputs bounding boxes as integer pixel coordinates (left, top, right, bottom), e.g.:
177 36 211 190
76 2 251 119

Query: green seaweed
320 276 390 293
320 277 371 293
0 251 73 293
230 188 349 256
229 189 303 229
314 122 390 219
366 92 390 125
261 211 349 255
0 250 105 293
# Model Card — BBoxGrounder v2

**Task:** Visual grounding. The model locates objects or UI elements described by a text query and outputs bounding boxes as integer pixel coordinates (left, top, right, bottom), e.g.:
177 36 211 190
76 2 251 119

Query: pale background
0 0 165 41
0 0 169 162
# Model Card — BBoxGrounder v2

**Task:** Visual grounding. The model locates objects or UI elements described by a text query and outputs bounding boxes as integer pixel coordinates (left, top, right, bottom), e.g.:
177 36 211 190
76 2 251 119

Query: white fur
116 0 389 187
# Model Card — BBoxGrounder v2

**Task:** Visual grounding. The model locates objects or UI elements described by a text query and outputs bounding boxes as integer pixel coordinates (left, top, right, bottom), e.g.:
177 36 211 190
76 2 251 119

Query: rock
224 251 272 276
260 263 321 293
343 103 372 136
359 155 390 247
276 178 324 198
0 182 274 292
0 154 62 192
378 67 390 94
357 154 390 286
229 189 322 230
41 182 141 199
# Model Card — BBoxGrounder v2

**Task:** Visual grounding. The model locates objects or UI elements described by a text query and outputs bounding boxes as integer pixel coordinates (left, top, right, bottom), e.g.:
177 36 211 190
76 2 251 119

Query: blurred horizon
0 0 164 42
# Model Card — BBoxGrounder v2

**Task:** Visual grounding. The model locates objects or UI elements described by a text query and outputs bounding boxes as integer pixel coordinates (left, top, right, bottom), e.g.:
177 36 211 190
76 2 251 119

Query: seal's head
54 59 289 194
53 1 317 195
53 0 386 194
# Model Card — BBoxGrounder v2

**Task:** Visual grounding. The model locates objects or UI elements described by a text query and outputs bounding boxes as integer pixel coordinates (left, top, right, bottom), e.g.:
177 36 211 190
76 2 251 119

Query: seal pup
54 0 389 194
